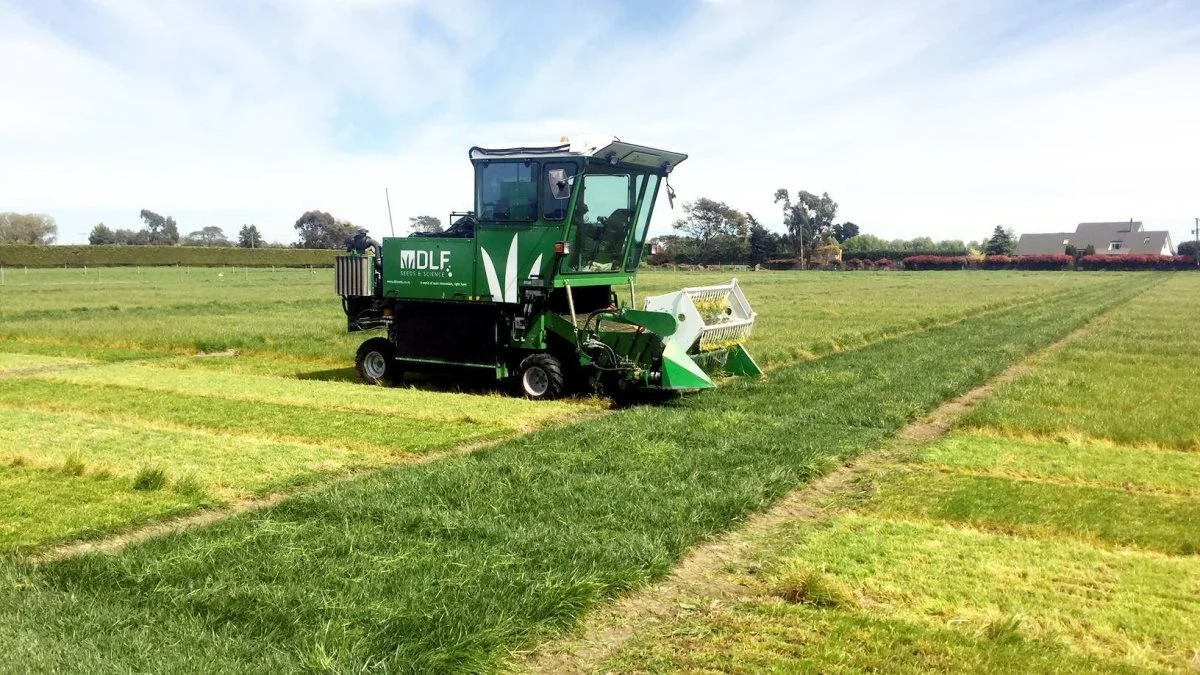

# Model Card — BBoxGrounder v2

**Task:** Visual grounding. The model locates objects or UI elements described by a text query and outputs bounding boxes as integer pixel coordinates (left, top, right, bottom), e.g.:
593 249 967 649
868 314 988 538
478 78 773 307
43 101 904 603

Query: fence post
1 265 5 286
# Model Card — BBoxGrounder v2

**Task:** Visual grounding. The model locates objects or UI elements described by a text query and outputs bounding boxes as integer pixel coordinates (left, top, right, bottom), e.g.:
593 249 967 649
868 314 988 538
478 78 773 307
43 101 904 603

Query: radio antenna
385 188 395 236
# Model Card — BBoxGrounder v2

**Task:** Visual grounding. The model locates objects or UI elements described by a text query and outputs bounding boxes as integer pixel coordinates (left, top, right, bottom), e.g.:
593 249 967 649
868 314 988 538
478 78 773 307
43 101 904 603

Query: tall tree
671 198 748 263
139 209 180 245
183 226 232 247
294 210 357 249
832 221 859 243
408 215 443 234
88 223 115 245
984 226 1017 256
774 189 837 261
747 213 783 265
0 213 57 245
672 198 747 242
238 224 262 248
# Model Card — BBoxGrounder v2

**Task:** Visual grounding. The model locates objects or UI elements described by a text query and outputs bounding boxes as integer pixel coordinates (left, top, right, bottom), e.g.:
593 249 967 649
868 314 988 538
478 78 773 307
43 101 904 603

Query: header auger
334 138 761 399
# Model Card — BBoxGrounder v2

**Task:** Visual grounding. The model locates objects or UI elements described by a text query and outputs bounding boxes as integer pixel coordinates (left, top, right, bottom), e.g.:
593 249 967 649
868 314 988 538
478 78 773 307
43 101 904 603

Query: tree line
85 210 446 249
649 190 1021 266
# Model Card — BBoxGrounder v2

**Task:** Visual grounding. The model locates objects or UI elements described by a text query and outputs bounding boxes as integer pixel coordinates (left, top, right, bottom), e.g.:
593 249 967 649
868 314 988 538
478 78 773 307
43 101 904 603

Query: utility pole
1193 217 1199 268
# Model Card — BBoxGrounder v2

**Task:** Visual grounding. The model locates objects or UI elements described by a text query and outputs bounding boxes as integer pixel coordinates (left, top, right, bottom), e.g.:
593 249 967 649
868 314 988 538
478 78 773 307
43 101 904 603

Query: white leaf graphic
481 248 502 301
504 235 519 303
528 254 543 280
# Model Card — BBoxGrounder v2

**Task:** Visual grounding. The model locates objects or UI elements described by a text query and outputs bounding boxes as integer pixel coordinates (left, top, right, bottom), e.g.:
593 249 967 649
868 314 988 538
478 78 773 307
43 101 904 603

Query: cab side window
477 161 538 222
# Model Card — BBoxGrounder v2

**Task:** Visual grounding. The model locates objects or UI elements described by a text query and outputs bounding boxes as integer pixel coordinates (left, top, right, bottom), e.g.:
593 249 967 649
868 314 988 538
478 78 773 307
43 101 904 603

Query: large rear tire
515 353 566 400
356 337 402 386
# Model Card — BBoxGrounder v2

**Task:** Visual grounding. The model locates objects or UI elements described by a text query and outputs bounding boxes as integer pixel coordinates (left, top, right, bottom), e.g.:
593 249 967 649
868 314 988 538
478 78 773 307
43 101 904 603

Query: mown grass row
0 466 207 553
21 362 600 429
0 276 1150 672
601 275 1199 673
606 514 1196 673
961 274 1200 449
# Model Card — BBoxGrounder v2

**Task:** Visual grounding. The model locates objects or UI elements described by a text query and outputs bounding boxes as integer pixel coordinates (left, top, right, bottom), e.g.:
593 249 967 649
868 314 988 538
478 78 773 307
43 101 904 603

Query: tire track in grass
518 277 1159 674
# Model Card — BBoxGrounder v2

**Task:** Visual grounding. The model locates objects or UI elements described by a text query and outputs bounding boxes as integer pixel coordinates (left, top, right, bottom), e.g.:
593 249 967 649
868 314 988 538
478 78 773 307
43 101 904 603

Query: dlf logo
400 249 452 270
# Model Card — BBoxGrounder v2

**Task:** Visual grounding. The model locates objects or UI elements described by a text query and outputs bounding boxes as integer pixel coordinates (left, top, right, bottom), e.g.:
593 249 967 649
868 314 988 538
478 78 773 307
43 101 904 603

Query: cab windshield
563 170 659 273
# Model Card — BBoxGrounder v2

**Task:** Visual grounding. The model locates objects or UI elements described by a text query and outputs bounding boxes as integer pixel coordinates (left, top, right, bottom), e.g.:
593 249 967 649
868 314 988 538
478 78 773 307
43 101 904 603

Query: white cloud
0 0 1196 245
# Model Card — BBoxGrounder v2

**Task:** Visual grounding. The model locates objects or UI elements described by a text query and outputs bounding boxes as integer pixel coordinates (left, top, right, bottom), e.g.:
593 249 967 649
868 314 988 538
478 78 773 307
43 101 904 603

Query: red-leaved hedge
1013 254 1072 270
1079 254 1196 271
902 255 968 270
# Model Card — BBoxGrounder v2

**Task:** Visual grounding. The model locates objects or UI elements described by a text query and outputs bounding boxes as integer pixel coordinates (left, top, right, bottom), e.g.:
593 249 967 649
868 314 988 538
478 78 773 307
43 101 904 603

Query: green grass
604 597 1142 674
606 515 1199 673
24 361 600 429
0 379 512 457
920 432 1200 495
866 468 1200 555
598 273 1200 674
0 279 1145 672
963 274 1200 449
1 267 1120 369
0 466 203 552
0 352 88 374
0 402 387 491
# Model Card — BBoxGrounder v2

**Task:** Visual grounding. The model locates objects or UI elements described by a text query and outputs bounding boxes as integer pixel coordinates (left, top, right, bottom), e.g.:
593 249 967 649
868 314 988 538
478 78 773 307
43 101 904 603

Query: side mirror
548 169 571 200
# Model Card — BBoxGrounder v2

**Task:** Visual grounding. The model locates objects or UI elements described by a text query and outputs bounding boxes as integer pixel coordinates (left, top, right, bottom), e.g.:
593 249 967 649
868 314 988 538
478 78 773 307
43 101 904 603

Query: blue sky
1 0 1198 246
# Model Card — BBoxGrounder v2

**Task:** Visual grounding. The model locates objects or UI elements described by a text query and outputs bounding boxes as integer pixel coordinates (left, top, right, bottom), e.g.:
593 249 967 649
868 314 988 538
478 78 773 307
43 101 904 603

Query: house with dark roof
1016 221 1174 256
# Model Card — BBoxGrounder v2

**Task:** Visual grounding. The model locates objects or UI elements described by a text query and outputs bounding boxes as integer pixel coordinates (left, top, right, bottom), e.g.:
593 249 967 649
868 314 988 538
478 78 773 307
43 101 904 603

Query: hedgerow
845 249 962 262
0 245 339 268
1079 254 1196 271
902 255 968 270
902 253 1195 271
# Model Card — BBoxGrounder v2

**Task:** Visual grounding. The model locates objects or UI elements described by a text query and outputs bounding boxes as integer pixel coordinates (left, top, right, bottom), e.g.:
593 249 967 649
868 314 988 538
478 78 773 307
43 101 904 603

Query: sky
1 0 1198 247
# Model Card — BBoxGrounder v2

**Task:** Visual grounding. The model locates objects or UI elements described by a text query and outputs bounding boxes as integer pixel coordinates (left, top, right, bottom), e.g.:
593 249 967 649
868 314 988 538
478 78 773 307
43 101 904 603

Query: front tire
516 353 565 400
356 337 402 386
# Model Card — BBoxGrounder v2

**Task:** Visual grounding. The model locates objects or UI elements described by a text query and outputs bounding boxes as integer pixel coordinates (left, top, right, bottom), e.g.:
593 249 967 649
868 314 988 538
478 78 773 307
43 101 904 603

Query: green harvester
335 139 761 399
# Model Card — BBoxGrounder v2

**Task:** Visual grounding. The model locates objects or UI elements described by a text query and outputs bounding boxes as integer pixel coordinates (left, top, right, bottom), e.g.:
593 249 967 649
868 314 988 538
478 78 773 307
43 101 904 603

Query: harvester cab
334 139 761 399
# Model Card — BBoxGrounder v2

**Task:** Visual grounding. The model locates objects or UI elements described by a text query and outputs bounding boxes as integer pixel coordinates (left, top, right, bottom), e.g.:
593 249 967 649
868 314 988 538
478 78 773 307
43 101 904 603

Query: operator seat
597 208 633 265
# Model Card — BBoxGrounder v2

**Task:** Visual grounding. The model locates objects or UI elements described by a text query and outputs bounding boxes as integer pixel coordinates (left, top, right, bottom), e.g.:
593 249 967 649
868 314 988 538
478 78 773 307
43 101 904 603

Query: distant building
1016 221 1174 256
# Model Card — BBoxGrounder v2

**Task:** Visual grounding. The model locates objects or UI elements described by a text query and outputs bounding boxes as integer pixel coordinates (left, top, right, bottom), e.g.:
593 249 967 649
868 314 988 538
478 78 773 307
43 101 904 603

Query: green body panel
474 225 560 303
554 272 636 288
660 342 715 390
722 343 762 377
614 308 678 338
380 237 475 300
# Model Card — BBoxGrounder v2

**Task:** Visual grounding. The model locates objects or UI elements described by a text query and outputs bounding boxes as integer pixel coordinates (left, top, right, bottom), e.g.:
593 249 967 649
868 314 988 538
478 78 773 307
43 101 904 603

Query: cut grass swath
962 274 1200 449
865 467 1200 555
607 515 1199 673
0 466 203 553
0 380 508 457
919 431 1200 496
26 361 600 430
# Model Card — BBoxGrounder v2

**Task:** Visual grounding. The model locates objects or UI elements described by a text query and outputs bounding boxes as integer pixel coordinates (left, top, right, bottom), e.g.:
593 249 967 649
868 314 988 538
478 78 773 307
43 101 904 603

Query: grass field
0 267 1193 672
598 275 1200 673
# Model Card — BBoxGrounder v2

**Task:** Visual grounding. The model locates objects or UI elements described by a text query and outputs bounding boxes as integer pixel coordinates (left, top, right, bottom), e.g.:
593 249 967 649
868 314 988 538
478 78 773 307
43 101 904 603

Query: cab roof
468 139 687 173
